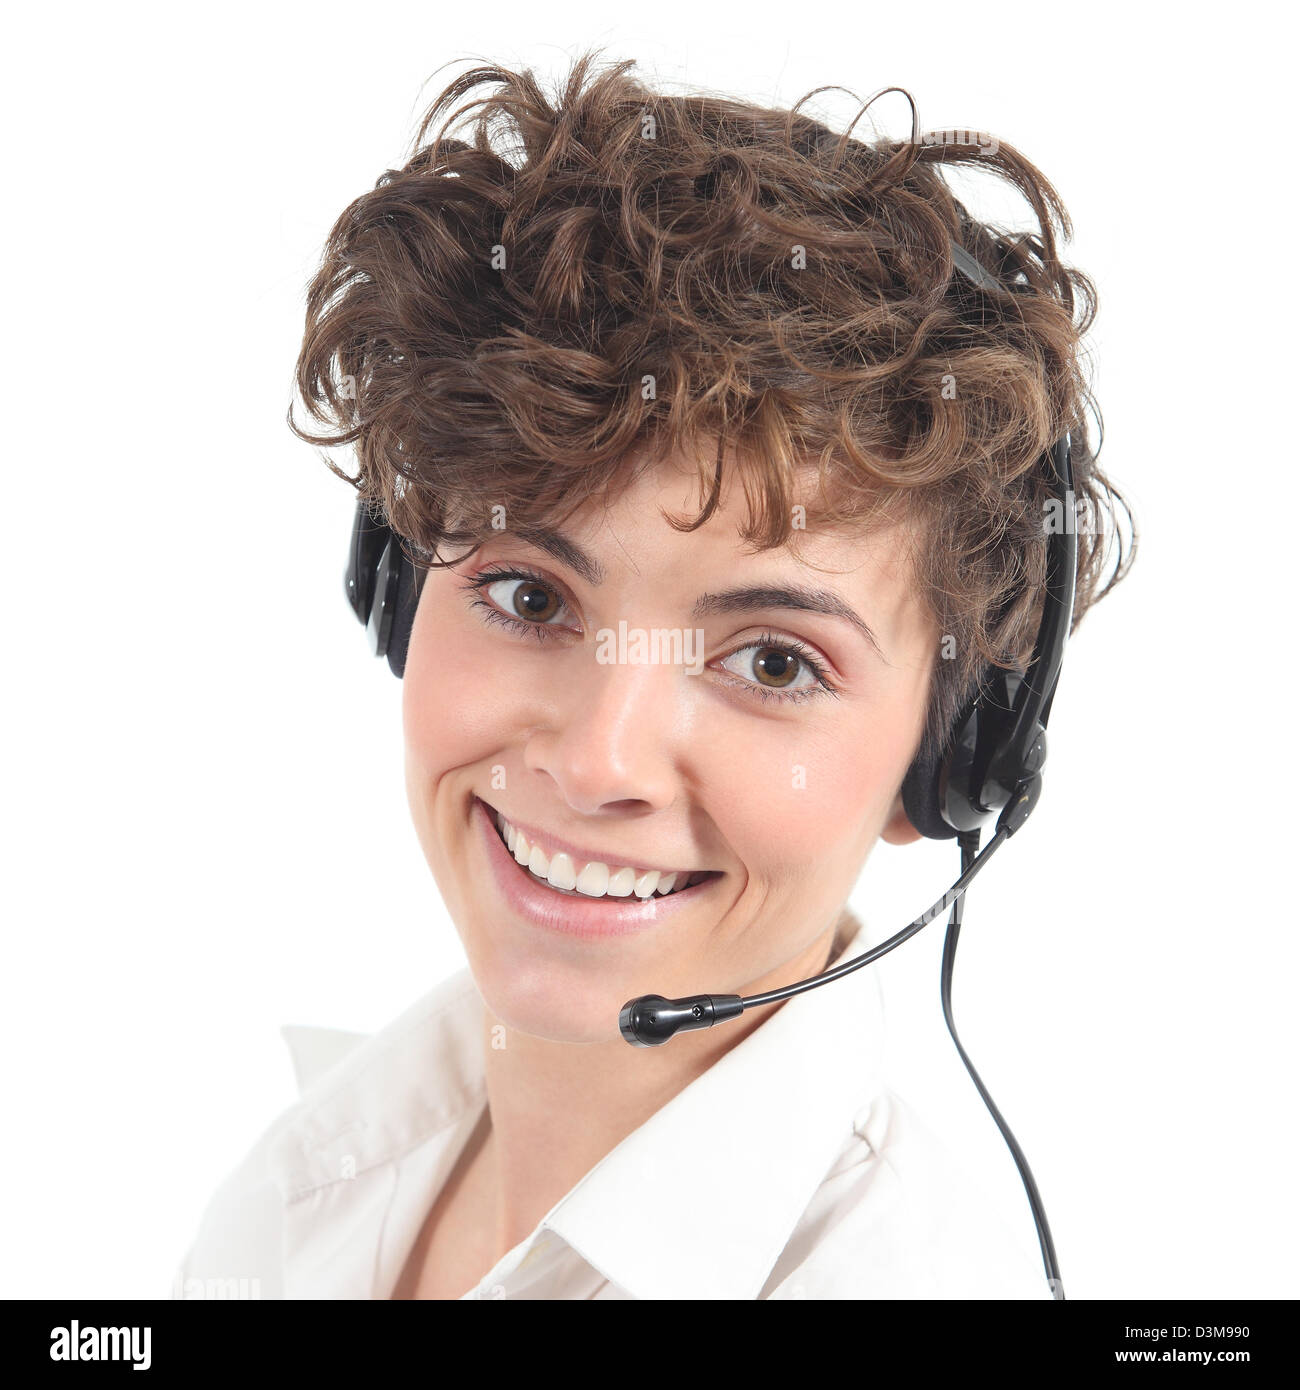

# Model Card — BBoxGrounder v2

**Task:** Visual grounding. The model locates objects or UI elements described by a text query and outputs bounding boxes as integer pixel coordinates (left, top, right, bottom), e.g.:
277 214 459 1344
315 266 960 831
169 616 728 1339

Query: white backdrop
4 0 1293 1300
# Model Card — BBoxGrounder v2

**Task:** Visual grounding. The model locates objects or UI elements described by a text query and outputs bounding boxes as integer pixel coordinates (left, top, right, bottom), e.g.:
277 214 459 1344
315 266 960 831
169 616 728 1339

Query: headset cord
944 828 1065 1301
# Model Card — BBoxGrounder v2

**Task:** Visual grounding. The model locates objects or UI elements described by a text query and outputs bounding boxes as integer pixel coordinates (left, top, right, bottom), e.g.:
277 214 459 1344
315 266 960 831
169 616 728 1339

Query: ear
879 788 923 846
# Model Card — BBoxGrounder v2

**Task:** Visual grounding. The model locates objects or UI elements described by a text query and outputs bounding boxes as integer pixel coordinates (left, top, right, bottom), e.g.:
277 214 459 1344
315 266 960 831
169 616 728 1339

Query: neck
473 907 856 1260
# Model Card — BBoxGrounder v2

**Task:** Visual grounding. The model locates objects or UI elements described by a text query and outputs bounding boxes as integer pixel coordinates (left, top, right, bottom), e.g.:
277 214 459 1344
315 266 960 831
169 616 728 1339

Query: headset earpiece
900 432 1075 840
344 499 389 633
344 499 420 675
900 699 969 841
385 540 422 678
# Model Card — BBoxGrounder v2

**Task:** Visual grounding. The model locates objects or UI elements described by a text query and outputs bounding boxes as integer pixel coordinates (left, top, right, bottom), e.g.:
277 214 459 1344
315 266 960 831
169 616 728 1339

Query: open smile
472 796 722 938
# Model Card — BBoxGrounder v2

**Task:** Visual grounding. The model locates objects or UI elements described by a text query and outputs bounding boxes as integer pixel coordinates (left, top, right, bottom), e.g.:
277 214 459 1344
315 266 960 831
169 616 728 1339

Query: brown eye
511 581 559 622
482 576 567 625
752 647 800 687
717 638 827 700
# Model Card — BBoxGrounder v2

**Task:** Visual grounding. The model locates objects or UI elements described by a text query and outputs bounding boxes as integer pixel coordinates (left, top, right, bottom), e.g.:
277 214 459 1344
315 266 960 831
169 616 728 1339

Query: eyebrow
692 585 885 659
513 525 606 587
508 526 885 659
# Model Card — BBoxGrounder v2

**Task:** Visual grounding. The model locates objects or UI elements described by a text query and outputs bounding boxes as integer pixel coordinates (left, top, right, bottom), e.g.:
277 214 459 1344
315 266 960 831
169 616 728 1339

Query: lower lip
472 796 715 939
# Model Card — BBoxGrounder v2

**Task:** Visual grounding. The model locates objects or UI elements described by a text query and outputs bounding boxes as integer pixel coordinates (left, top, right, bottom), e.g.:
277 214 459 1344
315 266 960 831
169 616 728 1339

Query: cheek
711 692 924 883
401 595 521 784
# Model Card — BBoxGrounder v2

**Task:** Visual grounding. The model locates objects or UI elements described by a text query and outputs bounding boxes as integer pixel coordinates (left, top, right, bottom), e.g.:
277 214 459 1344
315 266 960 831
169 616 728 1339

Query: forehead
624 449 905 575
523 447 913 561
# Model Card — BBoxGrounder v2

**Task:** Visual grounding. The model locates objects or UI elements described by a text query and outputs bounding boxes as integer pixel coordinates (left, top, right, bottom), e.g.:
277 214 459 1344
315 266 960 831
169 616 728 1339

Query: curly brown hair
288 49 1135 763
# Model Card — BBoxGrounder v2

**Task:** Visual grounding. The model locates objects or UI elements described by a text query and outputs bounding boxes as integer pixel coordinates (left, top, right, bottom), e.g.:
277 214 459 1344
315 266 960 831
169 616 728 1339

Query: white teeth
575 860 610 897
606 867 636 897
488 806 708 901
546 851 577 892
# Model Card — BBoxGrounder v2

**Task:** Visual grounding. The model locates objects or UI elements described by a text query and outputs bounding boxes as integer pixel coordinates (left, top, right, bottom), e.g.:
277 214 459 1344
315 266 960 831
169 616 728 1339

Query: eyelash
458 565 841 705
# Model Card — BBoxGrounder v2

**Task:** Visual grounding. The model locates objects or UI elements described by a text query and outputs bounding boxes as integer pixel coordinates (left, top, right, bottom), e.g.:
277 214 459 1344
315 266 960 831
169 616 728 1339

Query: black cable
942 828 1065 1300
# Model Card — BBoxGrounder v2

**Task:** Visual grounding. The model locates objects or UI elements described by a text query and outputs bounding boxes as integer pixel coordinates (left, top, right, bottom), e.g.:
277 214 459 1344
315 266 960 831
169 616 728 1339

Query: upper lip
478 797 713 878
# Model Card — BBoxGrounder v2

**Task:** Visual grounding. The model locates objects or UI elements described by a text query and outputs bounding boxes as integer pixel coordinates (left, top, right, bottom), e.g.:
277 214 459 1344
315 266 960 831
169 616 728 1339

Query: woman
176 51 1133 1300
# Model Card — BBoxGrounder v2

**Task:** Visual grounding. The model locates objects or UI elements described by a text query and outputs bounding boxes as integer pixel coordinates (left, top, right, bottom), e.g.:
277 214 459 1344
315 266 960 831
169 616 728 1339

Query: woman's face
403 451 937 1044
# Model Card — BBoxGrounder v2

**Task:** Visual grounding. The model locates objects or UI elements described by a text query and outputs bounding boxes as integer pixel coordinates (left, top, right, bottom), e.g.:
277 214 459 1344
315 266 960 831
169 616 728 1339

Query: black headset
341 239 1078 1298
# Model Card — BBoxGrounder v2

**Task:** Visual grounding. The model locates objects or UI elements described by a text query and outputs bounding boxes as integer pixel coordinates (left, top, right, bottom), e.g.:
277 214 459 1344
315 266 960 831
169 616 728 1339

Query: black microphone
618 777 1040 1046
618 993 745 1046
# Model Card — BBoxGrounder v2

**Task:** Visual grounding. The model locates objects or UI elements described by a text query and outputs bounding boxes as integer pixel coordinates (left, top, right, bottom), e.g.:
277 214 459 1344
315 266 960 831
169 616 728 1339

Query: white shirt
174 914 1051 1299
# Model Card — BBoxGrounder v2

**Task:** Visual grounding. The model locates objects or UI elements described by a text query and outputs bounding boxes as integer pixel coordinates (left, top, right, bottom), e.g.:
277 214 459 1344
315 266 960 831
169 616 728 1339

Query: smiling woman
174 49 1135 1301
400 449 937 1054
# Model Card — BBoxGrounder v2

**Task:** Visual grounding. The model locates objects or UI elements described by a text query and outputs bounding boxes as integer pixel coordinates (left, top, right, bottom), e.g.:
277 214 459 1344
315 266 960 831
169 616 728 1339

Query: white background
4 1 1294 1300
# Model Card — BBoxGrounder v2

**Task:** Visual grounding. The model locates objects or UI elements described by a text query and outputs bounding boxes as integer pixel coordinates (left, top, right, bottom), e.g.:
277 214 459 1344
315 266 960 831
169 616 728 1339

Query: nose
522 653 689 816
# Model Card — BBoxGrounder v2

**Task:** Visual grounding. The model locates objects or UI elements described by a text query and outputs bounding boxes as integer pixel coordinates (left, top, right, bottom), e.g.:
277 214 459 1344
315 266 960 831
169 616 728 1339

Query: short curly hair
289 49 1135 764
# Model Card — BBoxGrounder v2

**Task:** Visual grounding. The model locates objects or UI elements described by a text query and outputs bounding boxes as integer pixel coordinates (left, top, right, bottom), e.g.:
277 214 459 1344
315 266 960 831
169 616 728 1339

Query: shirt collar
269 973 489 1298
269 913 886 1300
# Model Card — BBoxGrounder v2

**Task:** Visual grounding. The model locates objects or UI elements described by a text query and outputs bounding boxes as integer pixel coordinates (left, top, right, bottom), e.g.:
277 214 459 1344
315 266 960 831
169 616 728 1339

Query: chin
462 935 637 1045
